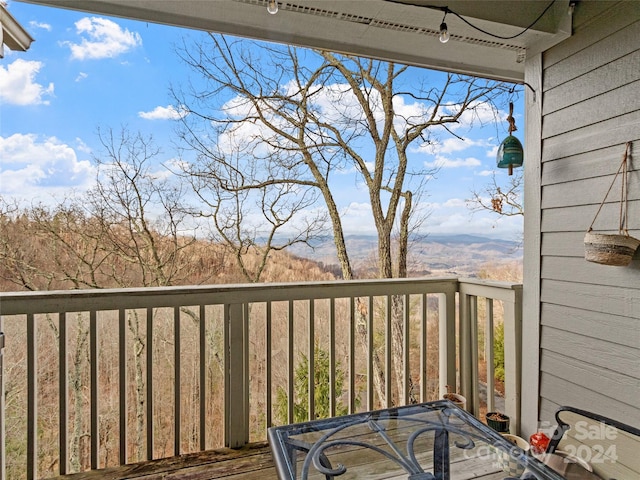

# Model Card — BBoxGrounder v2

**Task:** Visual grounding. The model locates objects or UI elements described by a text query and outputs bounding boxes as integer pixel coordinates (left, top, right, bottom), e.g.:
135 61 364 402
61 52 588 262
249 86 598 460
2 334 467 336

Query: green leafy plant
276 344 351 424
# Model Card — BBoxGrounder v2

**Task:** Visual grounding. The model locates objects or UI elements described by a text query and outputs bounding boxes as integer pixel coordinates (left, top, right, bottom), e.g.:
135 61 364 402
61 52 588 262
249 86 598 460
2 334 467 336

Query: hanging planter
584 142 640 266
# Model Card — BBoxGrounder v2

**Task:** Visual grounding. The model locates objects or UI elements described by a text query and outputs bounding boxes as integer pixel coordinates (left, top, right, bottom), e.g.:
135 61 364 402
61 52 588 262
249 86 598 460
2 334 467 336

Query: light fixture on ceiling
267 0 278 14
439 13 449 43
385 0 557 42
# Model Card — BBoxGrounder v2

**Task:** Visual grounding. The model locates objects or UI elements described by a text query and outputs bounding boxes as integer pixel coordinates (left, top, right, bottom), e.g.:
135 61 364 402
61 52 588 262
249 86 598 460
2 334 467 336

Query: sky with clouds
1 0 524 240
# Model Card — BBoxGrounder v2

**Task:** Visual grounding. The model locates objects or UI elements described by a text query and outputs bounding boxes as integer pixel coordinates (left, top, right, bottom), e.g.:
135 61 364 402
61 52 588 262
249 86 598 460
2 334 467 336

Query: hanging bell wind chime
496 102 524 175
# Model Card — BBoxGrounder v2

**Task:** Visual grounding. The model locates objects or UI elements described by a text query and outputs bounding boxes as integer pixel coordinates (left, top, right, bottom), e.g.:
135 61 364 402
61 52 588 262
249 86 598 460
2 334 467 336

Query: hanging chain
506 102 517 135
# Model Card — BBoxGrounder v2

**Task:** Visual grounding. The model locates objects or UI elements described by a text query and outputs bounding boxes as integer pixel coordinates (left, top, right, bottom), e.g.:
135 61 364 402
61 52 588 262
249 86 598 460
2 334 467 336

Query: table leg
433 428 450 480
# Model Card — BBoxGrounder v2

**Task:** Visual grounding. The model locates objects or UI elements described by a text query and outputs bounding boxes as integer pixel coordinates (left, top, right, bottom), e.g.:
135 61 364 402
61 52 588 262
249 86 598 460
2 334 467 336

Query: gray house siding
536 1 640 426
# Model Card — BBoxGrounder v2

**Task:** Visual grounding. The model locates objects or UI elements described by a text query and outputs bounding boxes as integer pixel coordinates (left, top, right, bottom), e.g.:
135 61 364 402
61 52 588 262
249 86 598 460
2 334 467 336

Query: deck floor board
43 439 513 480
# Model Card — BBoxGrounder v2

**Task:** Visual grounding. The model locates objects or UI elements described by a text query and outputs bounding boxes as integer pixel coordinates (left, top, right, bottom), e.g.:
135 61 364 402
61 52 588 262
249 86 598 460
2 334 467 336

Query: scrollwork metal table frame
267 400 566 480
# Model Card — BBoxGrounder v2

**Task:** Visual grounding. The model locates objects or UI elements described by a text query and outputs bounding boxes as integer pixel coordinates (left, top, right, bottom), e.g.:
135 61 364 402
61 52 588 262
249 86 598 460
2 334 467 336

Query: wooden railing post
224 303 249 448
458 289 474 412
438 289 457 400
503 285 523 434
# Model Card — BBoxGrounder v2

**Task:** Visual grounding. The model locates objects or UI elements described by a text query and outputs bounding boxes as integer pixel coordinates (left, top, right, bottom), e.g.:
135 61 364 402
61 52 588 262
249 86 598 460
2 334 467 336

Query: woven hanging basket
584 232 640 266
584 142 639 266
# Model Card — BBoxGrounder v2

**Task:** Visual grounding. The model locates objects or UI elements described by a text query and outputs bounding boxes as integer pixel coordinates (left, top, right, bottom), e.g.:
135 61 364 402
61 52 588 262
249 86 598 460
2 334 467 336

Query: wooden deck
45 443 279 480
44 440 516 480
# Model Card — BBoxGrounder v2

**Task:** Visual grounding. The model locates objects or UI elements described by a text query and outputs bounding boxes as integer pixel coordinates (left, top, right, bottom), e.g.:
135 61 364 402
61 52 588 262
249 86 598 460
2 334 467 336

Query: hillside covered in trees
0 201 336 293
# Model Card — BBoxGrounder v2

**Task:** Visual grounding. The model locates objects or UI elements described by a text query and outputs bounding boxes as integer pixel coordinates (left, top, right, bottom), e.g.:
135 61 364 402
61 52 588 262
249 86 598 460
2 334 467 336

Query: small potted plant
486 411 510 433
442 385 467 410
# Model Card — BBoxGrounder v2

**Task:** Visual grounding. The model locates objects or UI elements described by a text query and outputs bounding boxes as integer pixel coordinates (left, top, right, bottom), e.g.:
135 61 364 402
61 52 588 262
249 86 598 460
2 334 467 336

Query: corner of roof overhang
1 3 35 58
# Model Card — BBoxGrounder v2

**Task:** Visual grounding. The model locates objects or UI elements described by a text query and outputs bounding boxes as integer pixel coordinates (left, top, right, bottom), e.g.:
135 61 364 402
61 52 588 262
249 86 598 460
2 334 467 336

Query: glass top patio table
267 400 567 480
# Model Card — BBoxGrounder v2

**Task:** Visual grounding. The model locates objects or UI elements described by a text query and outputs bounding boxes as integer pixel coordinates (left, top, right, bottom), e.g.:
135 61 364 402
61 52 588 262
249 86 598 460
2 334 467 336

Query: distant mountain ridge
287 234 522 277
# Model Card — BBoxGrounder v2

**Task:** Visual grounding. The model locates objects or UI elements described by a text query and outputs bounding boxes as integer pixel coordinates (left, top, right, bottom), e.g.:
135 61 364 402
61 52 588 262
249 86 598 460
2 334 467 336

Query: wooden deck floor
46 443 279 480
45 440 516 480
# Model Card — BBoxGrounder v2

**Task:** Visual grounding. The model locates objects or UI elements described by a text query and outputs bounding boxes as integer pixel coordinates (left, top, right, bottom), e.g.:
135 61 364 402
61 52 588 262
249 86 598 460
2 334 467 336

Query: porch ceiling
19 0 573 82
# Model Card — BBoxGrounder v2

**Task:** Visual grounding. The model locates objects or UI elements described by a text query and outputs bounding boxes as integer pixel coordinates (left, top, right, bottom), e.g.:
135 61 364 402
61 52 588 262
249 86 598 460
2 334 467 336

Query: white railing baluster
308 300 315 421
174 306 181 456
146 308 154 460
503 285 523 434
225 303 247 448
367 296 374 411
403 294 410 405
287 300 294 424
27 313 37 480
349 297 356 414
90 310 98 470
59 312 68 475
470 295 480 415
485 299 495 414
438 291 457 400
118 309 127 465
265 302 272 428
242 303 249 443
199 304 206 451
459 290 472 409
420 294 428 403
385 296 392 408
329 298 336 418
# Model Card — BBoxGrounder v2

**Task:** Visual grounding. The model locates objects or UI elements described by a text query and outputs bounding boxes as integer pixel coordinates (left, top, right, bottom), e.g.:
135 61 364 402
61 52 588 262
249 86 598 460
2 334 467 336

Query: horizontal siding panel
539 398 562 428
541 232 585 257
540 200 640 233
542 110 640 161
541 171 640 209
543 18 640 90
543 50 640 116
541 303 639 348
539 231 640 258
540 372 640 425
540 350 640 405
544 1 638 68
542 143 634 185
541 279 640 318
542 80 640 138
541 256 640 288
541 326 640 377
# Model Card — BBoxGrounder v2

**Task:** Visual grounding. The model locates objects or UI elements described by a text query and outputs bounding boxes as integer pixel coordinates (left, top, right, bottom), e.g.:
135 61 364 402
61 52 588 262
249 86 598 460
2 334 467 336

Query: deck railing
0 277 522 479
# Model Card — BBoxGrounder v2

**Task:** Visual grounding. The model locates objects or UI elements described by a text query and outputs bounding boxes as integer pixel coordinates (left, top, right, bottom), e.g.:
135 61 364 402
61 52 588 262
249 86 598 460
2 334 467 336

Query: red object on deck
529 431 550 455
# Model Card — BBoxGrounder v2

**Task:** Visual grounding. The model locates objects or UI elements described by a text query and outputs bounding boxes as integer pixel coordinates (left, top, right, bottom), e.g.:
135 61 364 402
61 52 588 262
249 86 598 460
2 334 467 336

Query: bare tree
172 35 509 405
178 142 326 283
173 36 507 280
467 169 524 217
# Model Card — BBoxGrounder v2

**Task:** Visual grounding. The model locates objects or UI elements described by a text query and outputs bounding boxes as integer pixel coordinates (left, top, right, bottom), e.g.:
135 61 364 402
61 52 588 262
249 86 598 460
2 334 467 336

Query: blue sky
1 0 524 240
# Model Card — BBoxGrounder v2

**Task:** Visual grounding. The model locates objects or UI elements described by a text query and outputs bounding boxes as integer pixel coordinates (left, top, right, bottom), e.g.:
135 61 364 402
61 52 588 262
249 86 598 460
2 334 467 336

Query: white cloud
75 137 92 154
443 198 466 208
476 170 494 177
63 17 142 60
424 156 481 169
486 144 499 158
339 202 377 235
414 197 523 238
75 72 88 82
0 134 94 200
29 21 52 31
139 105 188 120
0 59 54 105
